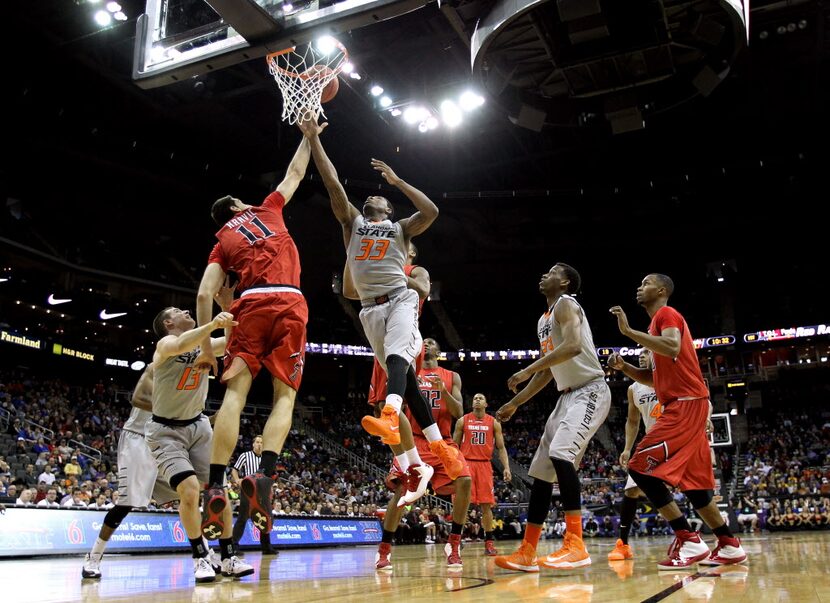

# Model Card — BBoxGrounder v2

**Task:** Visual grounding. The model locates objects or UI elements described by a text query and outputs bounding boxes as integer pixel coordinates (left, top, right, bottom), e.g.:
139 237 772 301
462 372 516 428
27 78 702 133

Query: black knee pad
103 504 132 529
684 489 714 509
551 458 582 511
404 366 437 430
628 469 673 508
385 355 408 398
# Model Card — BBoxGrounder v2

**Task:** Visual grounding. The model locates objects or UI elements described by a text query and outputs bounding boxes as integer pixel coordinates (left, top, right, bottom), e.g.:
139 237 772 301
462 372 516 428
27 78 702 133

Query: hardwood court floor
3 532 830 603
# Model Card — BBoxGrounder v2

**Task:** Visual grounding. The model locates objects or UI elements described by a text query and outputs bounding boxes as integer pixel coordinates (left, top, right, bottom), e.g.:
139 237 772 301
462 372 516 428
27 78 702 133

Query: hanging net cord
267 41 348 125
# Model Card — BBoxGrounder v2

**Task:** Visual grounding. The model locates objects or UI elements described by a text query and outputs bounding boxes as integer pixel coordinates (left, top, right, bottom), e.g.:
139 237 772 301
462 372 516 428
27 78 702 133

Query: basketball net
266 39 348 125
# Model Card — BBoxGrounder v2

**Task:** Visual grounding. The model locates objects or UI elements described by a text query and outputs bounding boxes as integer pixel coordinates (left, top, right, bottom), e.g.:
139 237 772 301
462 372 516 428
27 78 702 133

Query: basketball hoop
266 38 348 125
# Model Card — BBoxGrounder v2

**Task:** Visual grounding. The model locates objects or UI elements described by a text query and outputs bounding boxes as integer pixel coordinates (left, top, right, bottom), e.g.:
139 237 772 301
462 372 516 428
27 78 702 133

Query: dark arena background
1 0 829 601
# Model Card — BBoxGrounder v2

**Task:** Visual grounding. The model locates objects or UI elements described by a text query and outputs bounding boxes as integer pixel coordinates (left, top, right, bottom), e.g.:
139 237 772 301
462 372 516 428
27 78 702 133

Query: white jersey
152 348 209 420
537 295 605 391
121 406 151 435
631 381 661 432
347 215 408 300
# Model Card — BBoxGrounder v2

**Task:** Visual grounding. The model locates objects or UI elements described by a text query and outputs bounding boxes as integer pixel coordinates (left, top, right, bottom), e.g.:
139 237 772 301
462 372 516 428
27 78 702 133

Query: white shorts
528 379 611 482
117 430 177 507
737 513 758 522
359 288 422 370
624 474 638 491
145 416 213 488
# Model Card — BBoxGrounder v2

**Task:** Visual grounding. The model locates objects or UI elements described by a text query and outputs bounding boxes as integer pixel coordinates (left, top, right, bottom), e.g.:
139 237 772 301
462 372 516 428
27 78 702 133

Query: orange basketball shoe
494 542 540 573
361 406 401 445
607 539 634 561
428 439 464 480
539 533 591 569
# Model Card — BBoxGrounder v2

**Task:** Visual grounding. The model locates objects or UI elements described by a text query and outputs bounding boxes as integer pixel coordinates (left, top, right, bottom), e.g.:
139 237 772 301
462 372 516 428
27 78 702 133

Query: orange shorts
628 397 715 491
467 460 495 504
223 293 308 388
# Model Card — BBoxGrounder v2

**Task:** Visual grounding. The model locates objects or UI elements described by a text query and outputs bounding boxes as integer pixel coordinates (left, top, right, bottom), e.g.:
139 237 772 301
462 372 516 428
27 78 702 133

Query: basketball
322 75 339 104
302 65 339 103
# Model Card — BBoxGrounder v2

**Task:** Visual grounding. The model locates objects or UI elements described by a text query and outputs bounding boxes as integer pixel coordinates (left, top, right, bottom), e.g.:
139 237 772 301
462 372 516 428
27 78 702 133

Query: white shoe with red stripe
657 530 710 570
699 536 747 566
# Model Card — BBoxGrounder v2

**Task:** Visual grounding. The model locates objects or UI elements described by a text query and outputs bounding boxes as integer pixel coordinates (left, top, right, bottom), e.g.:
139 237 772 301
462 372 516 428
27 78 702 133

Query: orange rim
265 39 349 79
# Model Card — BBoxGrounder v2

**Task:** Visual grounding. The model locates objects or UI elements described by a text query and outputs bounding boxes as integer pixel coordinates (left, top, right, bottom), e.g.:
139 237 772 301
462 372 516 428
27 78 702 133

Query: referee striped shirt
234 450 261 478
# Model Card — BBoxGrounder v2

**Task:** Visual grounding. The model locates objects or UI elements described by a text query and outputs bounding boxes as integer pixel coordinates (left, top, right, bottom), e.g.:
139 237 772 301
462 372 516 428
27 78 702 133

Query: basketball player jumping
298 114 463 504
608 273 746 569
196 136 312 540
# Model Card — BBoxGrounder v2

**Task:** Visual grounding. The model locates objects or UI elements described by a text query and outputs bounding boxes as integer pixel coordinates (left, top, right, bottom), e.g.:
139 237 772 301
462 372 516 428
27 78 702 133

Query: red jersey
648 306 709 404
406 365 456 439
459 412 496 461
208 191 301 290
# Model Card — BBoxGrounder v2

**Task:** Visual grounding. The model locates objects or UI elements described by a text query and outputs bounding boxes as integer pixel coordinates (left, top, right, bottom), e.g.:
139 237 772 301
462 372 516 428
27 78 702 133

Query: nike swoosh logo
48 294 72 305
99 310 127 320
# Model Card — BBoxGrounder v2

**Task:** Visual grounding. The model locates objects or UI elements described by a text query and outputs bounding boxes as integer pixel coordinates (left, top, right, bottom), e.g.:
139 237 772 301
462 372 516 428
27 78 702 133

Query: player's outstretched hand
606 352 625 371
609 306 632 336
215 276 237 312
371 159 401 186
425 374 446 395
496 400 519 423
507 369 531 393
297 111 328 137
503 467 512 482
211 311 237 330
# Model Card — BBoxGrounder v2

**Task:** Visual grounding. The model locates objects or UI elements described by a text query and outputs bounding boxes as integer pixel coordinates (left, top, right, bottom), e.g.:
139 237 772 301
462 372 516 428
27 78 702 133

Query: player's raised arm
606 352 654 386
407 265 431 301
130 363 154 412
276 136 312 205
609 305 682 358
154 312 236 363
373 159 438 238
196 262 227 372
297 115 359 227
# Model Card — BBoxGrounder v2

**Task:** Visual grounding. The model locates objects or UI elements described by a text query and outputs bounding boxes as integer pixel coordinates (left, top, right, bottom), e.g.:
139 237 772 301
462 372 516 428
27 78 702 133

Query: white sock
91 537 107 558
395 453 410 472
405 447 423 466
384 394 403 414
202 536 211 552
422 424 442 442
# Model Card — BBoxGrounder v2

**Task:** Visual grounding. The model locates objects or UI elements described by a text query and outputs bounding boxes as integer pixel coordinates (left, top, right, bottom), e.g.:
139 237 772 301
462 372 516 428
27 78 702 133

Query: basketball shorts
117 430 177 507
627 397 715 491
624 474 639 491
360 289 422 372
224 290 308 388
528 378 611 483
400 436 471 496
367 344 426 405
468 460 495 505
145 416 213 489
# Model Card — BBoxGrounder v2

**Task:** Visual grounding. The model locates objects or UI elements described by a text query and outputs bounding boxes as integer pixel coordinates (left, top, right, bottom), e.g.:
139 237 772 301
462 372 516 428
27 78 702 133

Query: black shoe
241 473 274 532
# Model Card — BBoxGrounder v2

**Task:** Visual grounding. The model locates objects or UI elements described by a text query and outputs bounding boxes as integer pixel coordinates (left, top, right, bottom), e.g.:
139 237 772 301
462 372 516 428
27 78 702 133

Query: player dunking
608 273 746 569
298 115 463 503
376 338 471 570
196 136 311 540
453 393 511 556
494 263 611 572
146 307 253 582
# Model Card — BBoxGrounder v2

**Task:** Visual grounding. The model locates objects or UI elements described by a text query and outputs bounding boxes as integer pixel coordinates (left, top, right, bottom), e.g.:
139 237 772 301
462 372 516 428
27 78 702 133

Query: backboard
708 413 733 447
132 0 428 89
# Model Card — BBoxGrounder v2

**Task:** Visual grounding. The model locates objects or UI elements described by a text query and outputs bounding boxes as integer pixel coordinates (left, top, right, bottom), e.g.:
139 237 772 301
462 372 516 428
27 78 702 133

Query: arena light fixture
341 61 355 74
425 116 439 130
316 36 337 55
379 96 392 108
370 85 384 97
114 11 128 21
459 90 485 111
403 106 428 125
440 100 463 127
418 122 429 133
94 10 112 26
106 1 121 12
390 108 402 117
349 72 361 80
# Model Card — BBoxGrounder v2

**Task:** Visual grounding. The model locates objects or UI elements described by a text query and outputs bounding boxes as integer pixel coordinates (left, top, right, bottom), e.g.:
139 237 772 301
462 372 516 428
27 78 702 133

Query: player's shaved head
650 273 675 298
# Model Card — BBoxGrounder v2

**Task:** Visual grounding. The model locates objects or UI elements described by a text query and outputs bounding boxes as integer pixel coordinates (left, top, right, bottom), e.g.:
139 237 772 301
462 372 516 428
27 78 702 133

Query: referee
231 435 276 555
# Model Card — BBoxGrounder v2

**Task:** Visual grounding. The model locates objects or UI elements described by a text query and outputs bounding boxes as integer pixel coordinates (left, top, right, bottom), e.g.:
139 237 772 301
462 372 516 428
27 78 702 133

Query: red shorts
223 293 308 388
413 436 471 495
467 460 495 504
628 397 715 490
367 345 426 405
